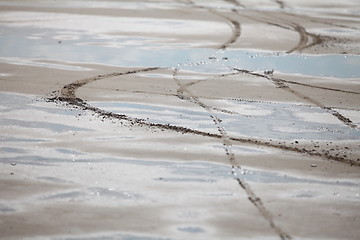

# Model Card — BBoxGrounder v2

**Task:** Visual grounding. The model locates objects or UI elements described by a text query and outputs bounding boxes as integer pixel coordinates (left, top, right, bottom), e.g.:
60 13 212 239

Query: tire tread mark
48 69 360 169
176 0 242 49
242 13 326 53
173 68 292 240
234 68 359 129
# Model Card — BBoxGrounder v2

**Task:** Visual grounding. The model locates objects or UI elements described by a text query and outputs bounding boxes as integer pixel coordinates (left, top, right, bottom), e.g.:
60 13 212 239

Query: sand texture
0 0 360 239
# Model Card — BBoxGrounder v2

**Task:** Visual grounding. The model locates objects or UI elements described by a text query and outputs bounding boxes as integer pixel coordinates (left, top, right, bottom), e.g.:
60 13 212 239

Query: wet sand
1 1 360 239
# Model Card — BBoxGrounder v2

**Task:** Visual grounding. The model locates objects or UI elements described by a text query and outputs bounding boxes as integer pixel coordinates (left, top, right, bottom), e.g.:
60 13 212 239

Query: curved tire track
176 0 242 49
241 12 327 53
47 66 359 238
48 68 360 165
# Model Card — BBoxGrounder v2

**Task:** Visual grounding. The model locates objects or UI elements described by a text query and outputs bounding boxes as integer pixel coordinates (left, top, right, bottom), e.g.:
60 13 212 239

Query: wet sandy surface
1 0 360 239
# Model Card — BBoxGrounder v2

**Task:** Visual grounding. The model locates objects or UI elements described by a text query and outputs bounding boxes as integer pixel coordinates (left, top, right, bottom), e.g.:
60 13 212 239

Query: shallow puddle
91 100 360 141
0 0 180 10
1 91 358 190
54 234 175 240
0 25 360 77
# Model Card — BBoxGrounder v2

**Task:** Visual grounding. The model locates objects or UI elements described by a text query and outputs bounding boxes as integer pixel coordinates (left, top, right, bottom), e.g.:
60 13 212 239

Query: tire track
236 179 291 240
271 78 360 95
175 70 249 115
274 0 287 9
234 68 359 129
48 65 359 240
270 79 359 129
218 13 241 49
281 12 360 31
279 11 360 53
272 80 359 129
175 0 242 49
48 68 360 166
241 12 326 53
224 0 244 8
286 23 323 53
47 66 360 167
173 68 292 240
262 12 327 53
26 1 360 238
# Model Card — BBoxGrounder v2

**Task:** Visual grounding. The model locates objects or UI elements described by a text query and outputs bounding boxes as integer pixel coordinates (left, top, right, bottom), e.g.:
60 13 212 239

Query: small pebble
311 164 317 167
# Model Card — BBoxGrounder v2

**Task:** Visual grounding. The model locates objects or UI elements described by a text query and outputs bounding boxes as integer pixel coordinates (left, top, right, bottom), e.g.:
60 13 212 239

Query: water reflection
0 26 359 77
92 101 360 141
0 0 180 10
41 187 143 201
0 118 90 133
55 234 172 240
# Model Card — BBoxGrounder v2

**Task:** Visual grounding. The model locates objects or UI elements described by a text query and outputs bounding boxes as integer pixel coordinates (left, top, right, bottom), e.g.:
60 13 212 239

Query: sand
0 0 360 239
